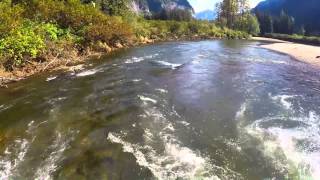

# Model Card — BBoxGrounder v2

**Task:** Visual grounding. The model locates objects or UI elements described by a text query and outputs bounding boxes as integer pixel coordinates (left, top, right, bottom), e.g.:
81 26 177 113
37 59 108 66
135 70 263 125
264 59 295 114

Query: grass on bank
264 33 320 46
0 0 250 72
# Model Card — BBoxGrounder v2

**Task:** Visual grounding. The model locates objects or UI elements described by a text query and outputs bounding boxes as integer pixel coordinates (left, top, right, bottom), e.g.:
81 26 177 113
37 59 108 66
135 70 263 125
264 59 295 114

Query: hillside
195 10 216 21
254 0 320 34
131 0 193 14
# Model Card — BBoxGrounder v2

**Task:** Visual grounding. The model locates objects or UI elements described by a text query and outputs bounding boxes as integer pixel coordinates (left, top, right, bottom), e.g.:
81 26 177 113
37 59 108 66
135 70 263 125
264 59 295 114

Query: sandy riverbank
252 37 320 66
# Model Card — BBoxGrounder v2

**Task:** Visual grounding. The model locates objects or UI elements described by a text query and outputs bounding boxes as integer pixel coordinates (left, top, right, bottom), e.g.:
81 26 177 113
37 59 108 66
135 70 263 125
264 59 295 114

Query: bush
0 0 251 71
0 0 24 37
265 33 320 45
235 13 260 36
0 21 45 68
0 20 72 69
84 18 133 45
27 0 105 29
27 0 133 45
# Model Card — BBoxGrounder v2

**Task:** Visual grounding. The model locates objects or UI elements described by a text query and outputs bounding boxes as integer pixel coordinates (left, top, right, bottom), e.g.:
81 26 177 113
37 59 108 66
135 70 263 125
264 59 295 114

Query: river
0 40 320 180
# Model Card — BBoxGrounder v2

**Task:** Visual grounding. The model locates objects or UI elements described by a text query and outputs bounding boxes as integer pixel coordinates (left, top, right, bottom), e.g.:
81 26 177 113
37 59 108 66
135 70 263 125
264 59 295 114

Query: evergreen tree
153 8 192 21
273 11 294 34
256 12 273 35
216 0 239 28
82 0 129 16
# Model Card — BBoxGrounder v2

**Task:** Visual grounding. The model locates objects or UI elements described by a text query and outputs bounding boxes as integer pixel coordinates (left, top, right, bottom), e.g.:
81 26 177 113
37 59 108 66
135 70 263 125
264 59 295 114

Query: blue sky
188 0 264 12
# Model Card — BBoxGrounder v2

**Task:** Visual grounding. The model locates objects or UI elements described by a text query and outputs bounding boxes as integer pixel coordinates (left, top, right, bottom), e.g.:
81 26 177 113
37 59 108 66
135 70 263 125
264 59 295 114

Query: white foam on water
165 123 175 131
155 61 182 69
178 121 190 126
246 111 320 179
0 120 38 180
132 79 142 82
271 95 295 109
76 68 100 77
125 57 145 64
171 105 182 118
108 132 220 180
138 95 157 104
145 53 159 59
192 60 200 64
47 97 67 106
46 76 57 82
235 102 247 121
125 54 159 64
35 131 69 180
155 88 168 94
0 104 13 112
243 57 288 65
107 98 242 180
0 139 30 180
143 128 154 141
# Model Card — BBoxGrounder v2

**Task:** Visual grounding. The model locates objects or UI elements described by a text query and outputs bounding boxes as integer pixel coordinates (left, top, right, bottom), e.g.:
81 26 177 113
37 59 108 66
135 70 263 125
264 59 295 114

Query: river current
0 40 320 179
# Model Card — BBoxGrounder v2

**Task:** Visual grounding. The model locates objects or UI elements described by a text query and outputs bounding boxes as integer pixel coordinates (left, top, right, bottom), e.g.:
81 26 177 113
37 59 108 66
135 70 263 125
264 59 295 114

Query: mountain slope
195 10 216 21
132 0 193 14
254 0 320 33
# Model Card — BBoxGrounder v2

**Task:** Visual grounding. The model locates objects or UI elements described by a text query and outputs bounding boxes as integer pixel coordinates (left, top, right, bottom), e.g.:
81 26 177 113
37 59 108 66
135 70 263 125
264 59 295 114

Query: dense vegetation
0 0 252 72
256 11 297 36
254 0 320 36
265 33 320 46
253 0 320 45
215 0 260 36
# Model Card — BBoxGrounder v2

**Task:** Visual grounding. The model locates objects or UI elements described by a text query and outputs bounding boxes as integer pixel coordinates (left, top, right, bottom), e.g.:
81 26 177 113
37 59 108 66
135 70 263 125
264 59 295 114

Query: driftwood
42 53 60 72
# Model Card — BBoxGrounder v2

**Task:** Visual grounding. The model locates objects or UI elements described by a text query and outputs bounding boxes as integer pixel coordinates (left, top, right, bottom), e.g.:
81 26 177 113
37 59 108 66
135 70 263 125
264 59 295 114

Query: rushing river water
0 40 320 180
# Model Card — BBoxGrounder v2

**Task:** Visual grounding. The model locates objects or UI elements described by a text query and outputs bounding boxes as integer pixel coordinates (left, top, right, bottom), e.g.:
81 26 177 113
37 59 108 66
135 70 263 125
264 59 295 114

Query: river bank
0 34 248 88
4 36 319 88
253 37 320 67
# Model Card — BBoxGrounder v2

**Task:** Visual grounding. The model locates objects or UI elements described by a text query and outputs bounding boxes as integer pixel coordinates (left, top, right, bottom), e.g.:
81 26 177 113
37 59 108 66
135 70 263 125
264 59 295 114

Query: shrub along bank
0 0 250 85
264 33 320 46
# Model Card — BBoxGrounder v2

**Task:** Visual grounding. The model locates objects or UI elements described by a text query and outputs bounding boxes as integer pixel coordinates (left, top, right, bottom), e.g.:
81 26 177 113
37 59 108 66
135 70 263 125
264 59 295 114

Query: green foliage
102 0 130 16
0 0 24 37
27 0 105 30
84 17 133 45
273 11 295 34
152 8 193 21
235 13 260 36
255 12 273 35
131 17 152 38
168 21 184 35
265 33 320 46
0 19 75 69
216 0 247 28
0 21 45 67
216 0 259 35
131 19 249 40
0 0 251 71
27 0 133 44
82 0 131 16
256 10 295 35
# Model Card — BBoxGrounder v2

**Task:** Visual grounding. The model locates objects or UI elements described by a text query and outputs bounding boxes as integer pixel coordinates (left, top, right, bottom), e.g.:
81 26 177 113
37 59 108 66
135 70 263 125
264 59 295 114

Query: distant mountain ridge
131 0 193 14
195 10 216 21
254 0 320 34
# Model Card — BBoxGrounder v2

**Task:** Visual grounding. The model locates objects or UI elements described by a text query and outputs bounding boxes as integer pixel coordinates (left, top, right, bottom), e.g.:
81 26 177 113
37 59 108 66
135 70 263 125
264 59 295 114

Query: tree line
255 10 310 36
215 0 260 36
